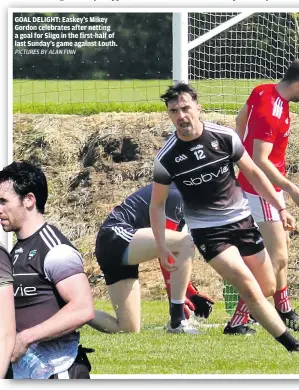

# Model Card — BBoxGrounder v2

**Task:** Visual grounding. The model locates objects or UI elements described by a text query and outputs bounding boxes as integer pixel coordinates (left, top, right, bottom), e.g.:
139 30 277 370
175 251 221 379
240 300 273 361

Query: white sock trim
171 299 185 304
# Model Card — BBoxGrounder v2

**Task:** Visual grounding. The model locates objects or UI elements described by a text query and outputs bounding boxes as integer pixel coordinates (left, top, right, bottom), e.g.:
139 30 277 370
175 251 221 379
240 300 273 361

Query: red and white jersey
238 83 290 194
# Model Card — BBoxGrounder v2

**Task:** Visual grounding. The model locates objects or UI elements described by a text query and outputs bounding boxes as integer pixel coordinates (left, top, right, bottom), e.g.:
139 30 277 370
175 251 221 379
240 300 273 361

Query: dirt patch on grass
13 111 299 302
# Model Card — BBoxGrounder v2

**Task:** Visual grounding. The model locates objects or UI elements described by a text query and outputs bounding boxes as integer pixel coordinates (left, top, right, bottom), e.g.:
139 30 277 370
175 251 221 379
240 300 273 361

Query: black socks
275 330 299 351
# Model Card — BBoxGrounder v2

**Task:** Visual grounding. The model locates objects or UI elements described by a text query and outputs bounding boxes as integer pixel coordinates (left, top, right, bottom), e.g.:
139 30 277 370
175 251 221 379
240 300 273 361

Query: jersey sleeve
246 86 277 144
0 248 13 287
44 244 85 285
153 156 172 185
246 86 258 107
250 115 277 144
231 130 245 162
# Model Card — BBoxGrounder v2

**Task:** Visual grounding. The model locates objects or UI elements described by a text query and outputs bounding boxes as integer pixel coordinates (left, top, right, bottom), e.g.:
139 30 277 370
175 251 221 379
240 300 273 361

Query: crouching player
89 183 214 334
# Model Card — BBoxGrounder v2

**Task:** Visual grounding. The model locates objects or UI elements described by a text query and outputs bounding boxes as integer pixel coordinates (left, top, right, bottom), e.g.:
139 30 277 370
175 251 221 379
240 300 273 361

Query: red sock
230 298 250 327
273 286 291 313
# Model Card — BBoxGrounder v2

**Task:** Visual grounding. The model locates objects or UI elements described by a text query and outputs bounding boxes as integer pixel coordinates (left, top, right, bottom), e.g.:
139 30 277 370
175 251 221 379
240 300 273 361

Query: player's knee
119 323 141 334
174 235 195 269
180 233 195 257
260 279 276 297
273 255 288 273
255 268 277 297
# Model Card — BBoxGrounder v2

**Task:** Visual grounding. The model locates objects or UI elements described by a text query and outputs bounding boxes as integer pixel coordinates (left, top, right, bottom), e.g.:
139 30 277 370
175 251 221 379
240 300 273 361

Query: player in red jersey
225 60 299 335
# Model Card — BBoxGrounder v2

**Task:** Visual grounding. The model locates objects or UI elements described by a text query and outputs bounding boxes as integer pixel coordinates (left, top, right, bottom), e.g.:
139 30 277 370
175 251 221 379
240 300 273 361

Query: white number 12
194 150 205 160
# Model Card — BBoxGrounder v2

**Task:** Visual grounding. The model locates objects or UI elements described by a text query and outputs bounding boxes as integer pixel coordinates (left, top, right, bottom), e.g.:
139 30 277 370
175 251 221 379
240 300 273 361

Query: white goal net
188 12 299 114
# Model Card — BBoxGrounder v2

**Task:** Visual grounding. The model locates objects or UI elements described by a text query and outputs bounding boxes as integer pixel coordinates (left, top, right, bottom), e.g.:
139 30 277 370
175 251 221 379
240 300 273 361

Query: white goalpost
172 12 299 317
172 11 255 83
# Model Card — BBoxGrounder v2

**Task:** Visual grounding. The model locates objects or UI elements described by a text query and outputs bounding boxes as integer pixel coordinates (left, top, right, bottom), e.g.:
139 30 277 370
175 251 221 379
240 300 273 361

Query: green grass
80 300 299 376
13 78 291 115
13 79 170 114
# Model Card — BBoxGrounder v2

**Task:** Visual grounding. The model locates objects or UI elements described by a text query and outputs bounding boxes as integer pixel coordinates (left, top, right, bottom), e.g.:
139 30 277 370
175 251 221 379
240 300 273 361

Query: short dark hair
160 82 198 107
282 59 299 83
0 161 48 214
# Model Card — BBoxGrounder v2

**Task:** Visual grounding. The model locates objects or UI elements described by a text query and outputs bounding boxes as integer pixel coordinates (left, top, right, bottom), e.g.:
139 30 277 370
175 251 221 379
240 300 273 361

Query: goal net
188 12 299 114
180 12 299 321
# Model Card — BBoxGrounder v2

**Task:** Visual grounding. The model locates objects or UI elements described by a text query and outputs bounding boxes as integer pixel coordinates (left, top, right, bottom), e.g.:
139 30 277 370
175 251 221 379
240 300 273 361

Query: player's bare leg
127 228 193 299
159 259 214 323
259 221 299 330
223 246 277 335
127 228 198 333
159 221 214 323
258 221 289 287
209 246 299 351
89 279 141 333
90 228 197 334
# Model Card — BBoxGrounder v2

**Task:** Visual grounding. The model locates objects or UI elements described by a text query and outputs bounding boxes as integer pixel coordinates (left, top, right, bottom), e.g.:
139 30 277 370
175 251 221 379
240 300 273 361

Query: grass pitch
12 78 299 377
81 300 299 376
14 78 292 115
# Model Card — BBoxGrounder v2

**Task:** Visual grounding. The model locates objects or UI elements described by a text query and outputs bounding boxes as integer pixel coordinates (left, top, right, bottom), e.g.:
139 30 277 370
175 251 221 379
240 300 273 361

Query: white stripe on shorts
244 191 285 223
111 226 134 243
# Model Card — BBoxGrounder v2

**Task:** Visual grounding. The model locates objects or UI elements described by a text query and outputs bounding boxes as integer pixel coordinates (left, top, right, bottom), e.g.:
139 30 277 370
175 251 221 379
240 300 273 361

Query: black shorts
49 345 94 380
191 215 265 262
5 365 13 379
95 223 139 285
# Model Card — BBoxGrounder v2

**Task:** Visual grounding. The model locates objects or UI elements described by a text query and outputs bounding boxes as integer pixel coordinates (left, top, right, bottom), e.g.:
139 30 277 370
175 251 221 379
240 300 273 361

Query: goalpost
172 12 299 317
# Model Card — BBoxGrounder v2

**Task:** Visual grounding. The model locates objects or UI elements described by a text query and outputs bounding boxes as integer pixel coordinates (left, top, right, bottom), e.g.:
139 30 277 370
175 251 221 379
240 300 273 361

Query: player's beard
177 121 194 138
177 119 203 140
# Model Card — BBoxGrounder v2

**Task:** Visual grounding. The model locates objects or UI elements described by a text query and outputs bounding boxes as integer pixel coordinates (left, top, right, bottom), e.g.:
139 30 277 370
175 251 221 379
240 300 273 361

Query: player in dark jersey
0 161 95 379
150 82 299 351
0 242 15 378
90 183 214 334
234 60 299 332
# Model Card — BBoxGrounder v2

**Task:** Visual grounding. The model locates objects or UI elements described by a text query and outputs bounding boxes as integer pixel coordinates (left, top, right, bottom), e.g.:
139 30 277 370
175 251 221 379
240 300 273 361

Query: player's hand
11 331 30 362
279 208 296 232
158 248 178 272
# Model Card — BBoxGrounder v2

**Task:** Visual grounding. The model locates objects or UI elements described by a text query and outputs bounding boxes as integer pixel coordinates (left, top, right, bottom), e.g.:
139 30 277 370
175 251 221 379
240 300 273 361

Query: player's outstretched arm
150 183 177 272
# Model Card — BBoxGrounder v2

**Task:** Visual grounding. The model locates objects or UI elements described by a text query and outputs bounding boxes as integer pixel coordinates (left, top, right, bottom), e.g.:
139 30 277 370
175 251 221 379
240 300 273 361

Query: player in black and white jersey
92 183 214 334
0 242 15 378
0 161 95 379
150 82 299 351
